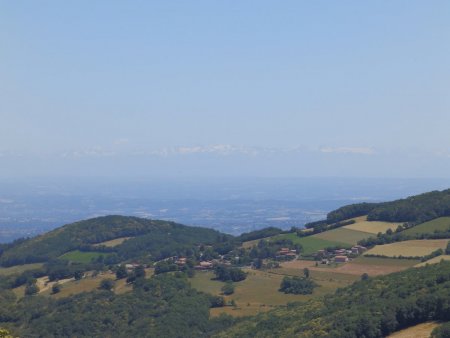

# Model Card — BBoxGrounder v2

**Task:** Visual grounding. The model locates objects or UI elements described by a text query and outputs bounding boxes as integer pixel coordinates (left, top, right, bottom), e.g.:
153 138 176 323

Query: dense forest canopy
303 189 450 228
0 274 233 338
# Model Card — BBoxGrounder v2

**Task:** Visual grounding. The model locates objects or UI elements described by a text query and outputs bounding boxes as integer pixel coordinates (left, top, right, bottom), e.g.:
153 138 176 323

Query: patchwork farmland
343 216 401 234
313 227 372 245
415 254 450 267
364 239 449 258
404 217 450 235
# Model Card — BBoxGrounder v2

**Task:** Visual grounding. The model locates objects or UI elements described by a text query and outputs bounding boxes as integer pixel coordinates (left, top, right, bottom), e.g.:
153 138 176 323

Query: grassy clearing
46 272 132 298
364 239 449 258
241 238 260 249
189 271 225 296
12 285 26 298
211 268 352 318
415 255 450 268
205 266 359 317
0 263 43 276
404 217 450 235
273 233 349 255
344 216 401 234
93 237 133 247
40 268 154 298
59 250 104 263
313 227 373 245
387 322 440 338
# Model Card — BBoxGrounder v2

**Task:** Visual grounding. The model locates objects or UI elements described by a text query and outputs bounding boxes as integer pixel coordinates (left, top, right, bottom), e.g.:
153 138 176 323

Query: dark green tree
74 270 84 280
116 265 128 279
52 283 61 294
222 282 235 295
100 278 115 291
24 282 39 296
303 268 310 279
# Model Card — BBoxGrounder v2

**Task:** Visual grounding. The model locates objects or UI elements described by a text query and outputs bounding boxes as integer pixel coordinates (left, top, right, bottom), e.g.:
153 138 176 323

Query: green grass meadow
59 250 104 263
404 217 450 235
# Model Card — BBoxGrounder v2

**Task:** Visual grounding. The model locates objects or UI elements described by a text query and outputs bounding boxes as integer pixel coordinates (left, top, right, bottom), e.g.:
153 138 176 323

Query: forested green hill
0 216 228 266
0 274 233 338
307 189 450 226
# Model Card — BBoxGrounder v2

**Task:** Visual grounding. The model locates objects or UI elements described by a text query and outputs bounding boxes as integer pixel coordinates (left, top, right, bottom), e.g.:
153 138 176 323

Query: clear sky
1 1 449 178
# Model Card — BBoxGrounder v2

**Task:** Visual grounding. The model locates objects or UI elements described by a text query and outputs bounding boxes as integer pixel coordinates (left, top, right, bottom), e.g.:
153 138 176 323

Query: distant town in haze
2 177 450 242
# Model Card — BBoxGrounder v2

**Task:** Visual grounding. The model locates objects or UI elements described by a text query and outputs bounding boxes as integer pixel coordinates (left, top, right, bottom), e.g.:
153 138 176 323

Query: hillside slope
0 216 227 266
326 189 450 224
217 261 450 338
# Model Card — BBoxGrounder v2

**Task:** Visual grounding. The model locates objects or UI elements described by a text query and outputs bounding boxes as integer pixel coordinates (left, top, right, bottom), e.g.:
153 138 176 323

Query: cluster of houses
174 257 227 270
124 263 144 271
276 247 298 259
316 245 368 264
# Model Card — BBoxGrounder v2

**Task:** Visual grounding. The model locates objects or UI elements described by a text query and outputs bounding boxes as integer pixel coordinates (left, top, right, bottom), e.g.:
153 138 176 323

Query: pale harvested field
364 240 449 258
281 257 417 276
313 227 373 245
93 237 133 247
387 322 440 338
46 271 132 298
205 269 310 317
332 257 418 276
208 267 358 318
344 216 401 234
415 255 450 268
38 268 154 298
0 263 43 276
37 276 74 294
280 259 318 270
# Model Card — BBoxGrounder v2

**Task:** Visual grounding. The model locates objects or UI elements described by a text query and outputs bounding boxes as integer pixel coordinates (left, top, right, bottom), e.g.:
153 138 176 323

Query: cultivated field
343 216 401 234
59 250 104 263
415 255 450 268
272 233 349 255
280 256 418 276
313 227 373 245
0 263 43 276
93 236 133 247
211 268 354 316
404 217 450 235
387 322 440 338
364 239 449 258
332 256 419 276
191 268 358 317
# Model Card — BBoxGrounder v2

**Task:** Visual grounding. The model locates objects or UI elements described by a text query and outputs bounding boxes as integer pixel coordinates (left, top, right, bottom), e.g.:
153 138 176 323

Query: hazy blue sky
1 1 449 178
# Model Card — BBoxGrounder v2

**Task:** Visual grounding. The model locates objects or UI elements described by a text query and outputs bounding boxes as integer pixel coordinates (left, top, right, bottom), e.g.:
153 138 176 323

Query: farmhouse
351 245 368 254
175 257 187 266
194 261 214 270
124 263 141 271
278 248 290 255
335 256 349 263
334 249 347 255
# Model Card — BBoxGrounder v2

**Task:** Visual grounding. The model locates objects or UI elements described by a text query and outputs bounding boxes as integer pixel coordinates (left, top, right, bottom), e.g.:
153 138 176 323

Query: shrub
100 278 115 291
